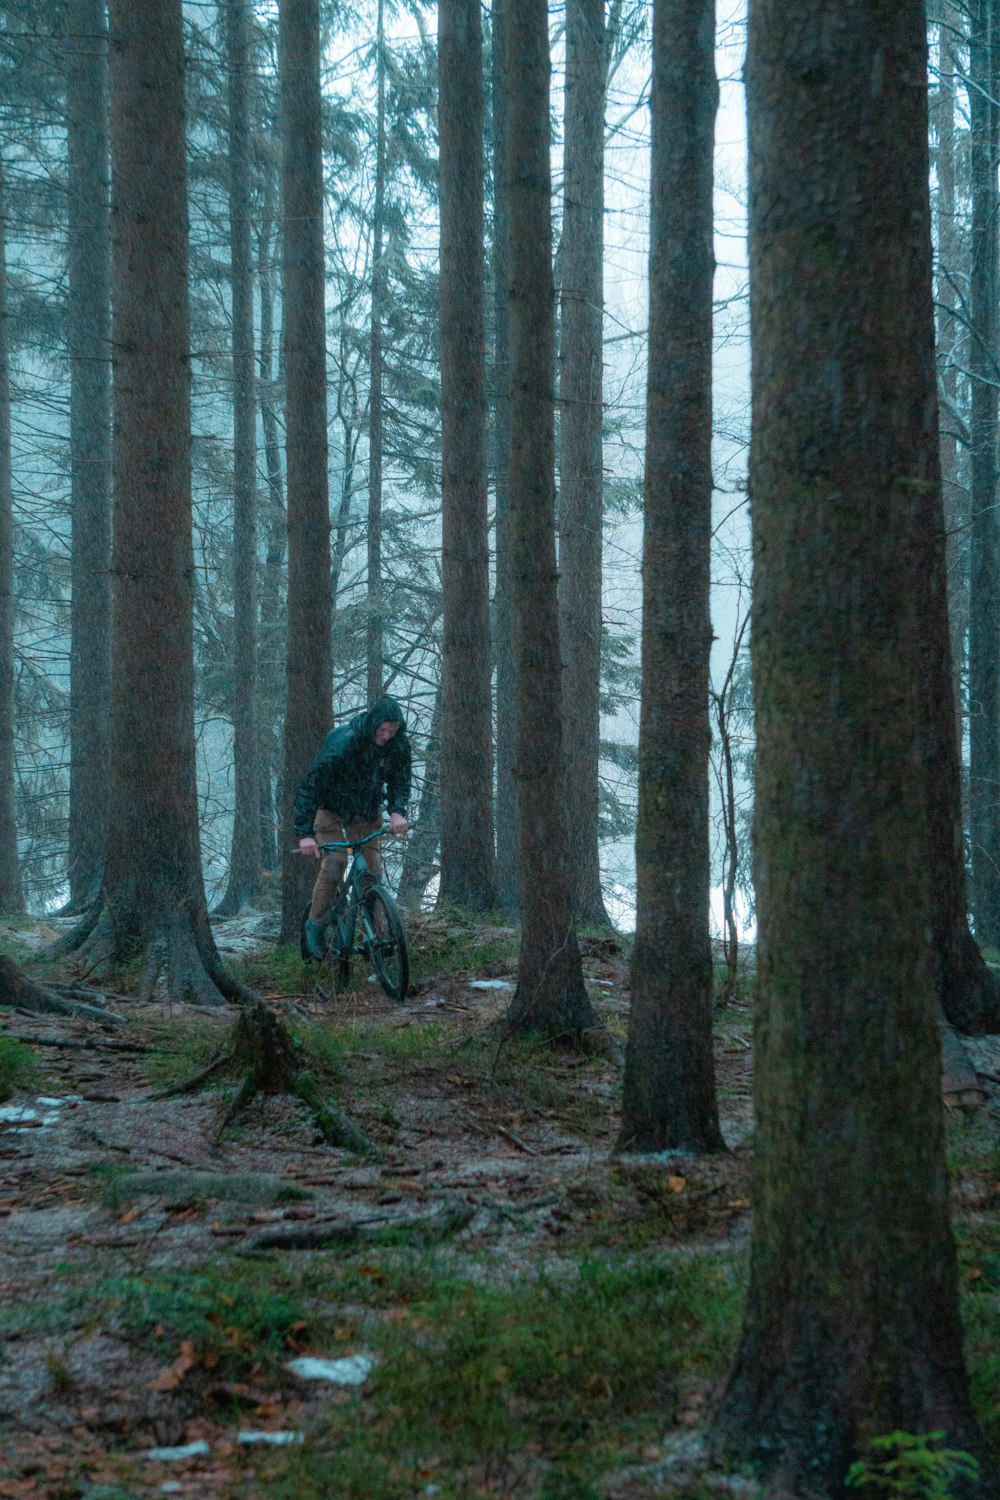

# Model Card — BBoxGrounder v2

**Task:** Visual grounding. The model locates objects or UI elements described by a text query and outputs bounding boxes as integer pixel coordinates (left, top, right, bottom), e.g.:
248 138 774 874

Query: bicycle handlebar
291 823 411 853
316 826 391 852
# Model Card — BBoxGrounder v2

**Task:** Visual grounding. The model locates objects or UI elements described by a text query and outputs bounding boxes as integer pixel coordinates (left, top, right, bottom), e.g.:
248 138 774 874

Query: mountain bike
299 826 409 1003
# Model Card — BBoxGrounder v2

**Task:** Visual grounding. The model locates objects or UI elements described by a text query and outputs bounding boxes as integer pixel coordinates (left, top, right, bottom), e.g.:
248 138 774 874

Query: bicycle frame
304 824 409 1000
317 829 387 959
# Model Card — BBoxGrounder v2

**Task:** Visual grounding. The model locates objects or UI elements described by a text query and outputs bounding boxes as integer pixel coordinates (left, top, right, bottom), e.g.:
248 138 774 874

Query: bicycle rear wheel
359 885 409 1002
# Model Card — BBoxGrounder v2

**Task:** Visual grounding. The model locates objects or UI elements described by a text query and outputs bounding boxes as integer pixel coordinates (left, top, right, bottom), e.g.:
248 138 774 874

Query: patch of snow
238 1430 304 1446
468 979 513 991
143 1440 211 1461
0 1101 61 1129
35 1096 65 1108
0 1105 38 1123
286 1353 376 1385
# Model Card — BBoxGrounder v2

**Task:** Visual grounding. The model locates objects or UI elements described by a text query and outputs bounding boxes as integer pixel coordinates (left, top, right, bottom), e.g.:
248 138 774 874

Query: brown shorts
308 810 382 919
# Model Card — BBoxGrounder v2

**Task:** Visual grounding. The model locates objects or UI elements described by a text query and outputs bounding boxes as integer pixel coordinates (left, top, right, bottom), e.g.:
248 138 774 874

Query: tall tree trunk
618 0 722 1153
968 0 1000 947
438 0 498 911
278 0 333 944
712 0 997 1488
927 4 1000 1036
65 0 112 912
215 0 261 917
937 14 964 726
367 0 386 701
398 682 442 907
556 0 610 929
94 0 241 1003
0 155 22 914
256 202 285 876
491 0 519 915
499 0 597 1043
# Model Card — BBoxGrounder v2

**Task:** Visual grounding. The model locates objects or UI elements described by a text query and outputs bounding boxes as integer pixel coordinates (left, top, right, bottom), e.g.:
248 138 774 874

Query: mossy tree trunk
278 0 332 944
618 0 723 1154
438 0 498 912
500 0 597 1043
713 0 997 1490
95 0 245 1004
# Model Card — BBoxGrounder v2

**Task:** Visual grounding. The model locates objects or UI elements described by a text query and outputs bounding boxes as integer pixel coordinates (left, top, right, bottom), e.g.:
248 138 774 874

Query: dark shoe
304 919 328 962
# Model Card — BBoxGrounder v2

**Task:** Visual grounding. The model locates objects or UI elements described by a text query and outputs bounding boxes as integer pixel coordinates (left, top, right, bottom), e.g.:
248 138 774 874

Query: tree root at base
240 1192 474 1253
153 997 378 1158
0 956 121 1026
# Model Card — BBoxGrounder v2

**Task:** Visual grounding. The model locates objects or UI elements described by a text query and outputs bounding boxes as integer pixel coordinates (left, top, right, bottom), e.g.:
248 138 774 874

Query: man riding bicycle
295 693 411 960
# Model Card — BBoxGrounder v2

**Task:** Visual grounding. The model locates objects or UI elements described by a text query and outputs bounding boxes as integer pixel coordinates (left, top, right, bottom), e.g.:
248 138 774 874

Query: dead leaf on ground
149 1340 196 1391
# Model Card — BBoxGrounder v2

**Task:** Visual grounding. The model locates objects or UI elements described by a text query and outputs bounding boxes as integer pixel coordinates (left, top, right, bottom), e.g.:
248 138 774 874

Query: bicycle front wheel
359 885 409 1002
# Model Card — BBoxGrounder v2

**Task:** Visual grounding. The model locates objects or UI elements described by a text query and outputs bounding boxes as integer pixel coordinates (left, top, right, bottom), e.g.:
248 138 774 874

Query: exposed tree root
155 997 378 1158
52 902 264 1010
241 1192 474 1253
487 1011 616 1062
44 898 103 959
0 955 120 1026
5 1032 150 1054
941 929 1000 1035
211 879 258 921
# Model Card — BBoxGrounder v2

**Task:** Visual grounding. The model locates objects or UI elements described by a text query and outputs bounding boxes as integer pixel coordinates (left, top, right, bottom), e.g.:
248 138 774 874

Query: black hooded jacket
293 694 412 837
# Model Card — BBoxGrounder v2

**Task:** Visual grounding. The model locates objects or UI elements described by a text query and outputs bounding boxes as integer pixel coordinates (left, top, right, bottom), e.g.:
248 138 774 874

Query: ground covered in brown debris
1 911 1000 1499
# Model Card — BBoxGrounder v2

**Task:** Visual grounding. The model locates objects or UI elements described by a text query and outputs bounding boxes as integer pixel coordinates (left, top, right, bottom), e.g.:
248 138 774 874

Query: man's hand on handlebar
389 812 409 838
298 836 320 859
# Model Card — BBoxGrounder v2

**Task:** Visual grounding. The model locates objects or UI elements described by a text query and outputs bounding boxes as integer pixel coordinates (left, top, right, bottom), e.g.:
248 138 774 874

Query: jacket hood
361 694 407 741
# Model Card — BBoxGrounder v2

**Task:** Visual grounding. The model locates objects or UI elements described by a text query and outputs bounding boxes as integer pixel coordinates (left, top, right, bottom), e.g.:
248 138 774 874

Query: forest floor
2 910 1000 1499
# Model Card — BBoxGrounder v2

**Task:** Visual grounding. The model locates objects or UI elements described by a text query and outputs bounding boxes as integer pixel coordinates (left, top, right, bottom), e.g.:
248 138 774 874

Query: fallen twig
496 1124 538 1156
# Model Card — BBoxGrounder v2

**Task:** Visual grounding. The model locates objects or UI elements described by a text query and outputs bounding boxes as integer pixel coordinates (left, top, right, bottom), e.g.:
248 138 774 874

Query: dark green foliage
261 1253 742 1497
0 1032 38 1100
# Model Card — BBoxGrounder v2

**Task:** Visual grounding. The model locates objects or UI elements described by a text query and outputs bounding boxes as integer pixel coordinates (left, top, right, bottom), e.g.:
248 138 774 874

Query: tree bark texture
713 2 996 1489
0 157 22 914
216 0 262 916
491 0 519 916
557 0 610 928
367 0 387 702
65 0 112 911
438 0 498 911
968 0 1000 948
103 0 236 1002
501 0 596 1041
279 0 333 943
618 0 723 1153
